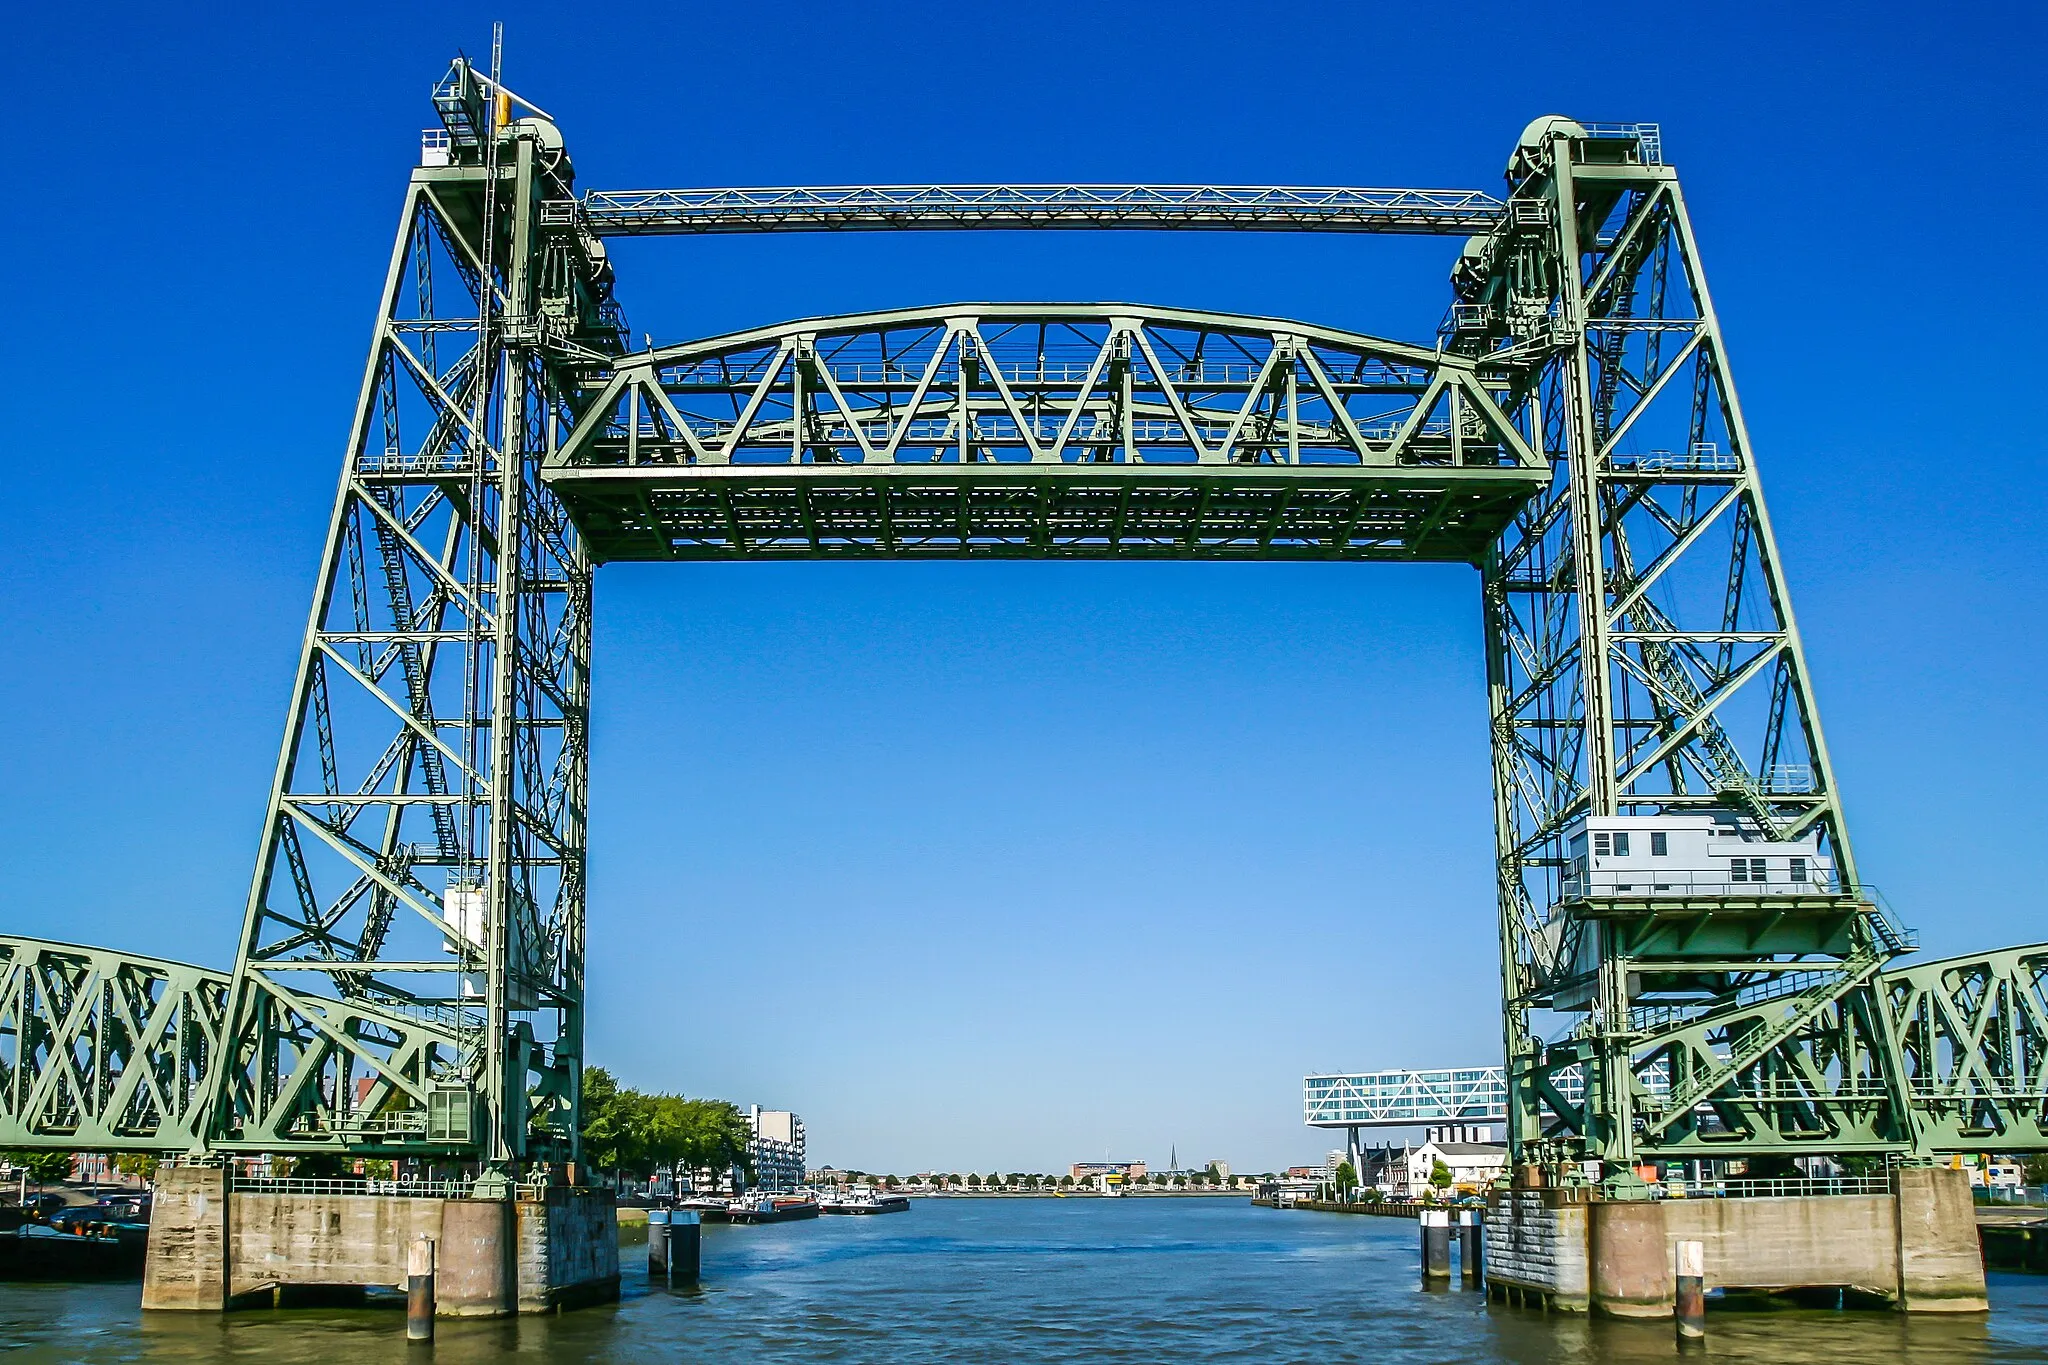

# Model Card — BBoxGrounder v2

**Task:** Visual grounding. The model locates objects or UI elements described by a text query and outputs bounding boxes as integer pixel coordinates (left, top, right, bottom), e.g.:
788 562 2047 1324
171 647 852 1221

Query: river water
5 1197 2048 1362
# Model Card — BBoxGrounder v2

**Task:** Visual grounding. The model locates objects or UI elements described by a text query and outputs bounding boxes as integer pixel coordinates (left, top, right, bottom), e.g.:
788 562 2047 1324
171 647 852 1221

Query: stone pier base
142 1168 619 1316
1484 1166 1985 1316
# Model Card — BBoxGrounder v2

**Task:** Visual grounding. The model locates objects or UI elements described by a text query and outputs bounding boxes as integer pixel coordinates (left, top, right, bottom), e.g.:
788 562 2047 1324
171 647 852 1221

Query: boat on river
672 1196 733 1224
820 1188 910 1215
727 1194 820 1224
0 1221 148 1279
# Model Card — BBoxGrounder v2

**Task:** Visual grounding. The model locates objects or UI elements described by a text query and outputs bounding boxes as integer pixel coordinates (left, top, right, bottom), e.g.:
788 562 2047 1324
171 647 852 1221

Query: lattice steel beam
1475 119 1926 1172
0 938 228 1152
576 185 1507 237
543 304 1548 562
202 57 610 1169
44 56 1998 1179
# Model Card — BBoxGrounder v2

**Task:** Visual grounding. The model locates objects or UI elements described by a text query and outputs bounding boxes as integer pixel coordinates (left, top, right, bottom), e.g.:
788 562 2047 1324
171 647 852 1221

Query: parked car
49 1198 149 1232
11 1193 67 1220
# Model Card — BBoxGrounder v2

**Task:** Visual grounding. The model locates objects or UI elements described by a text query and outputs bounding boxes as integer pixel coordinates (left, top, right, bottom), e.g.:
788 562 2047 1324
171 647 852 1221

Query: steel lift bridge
4 55 2045 1191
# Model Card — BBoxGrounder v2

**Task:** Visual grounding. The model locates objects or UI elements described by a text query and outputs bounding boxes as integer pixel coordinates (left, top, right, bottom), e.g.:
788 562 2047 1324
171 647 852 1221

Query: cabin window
1594 833 1611 857
1790 858 1808 883
1651 832 1668 856
1613 833 1631 857
1730 857 1768 883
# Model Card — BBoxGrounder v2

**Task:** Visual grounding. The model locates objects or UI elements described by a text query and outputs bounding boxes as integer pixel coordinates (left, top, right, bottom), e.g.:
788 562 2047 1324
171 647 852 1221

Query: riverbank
915 1189 1246 1199
1256 1197 1424 1218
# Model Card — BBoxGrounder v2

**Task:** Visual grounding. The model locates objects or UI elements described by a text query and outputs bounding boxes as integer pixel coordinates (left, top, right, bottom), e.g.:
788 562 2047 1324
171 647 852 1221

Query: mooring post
648 1208 670 1280
1459 1209 1481 1284
406 1235 435 1342
671 1209 701 1282
1420 1209 1452 1286
1675 1239 1705 1345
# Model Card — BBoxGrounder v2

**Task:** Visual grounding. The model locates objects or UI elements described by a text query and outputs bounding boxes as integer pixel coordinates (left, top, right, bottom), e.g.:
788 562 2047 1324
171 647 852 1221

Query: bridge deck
543 465 1543 564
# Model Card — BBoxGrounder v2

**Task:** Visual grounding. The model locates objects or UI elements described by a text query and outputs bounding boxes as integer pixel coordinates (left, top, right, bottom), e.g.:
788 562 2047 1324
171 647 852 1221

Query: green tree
112 1153 161 1182
2 1150 75 1182
966 1172 981 1188
1430 1158 1454 1193
578 1066 638 1174
576 1066 754 1183
2024 1154 2048 1187
1059 1174 1074 1189
1334 1160 1359 1195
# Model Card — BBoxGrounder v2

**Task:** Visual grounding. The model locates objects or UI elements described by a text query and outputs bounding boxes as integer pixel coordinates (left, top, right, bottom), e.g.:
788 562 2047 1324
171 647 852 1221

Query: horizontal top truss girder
574 184 1508 236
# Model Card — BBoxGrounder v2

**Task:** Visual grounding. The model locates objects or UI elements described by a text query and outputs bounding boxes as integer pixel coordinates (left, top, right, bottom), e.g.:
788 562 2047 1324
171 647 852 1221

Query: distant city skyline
3 3 2041 1173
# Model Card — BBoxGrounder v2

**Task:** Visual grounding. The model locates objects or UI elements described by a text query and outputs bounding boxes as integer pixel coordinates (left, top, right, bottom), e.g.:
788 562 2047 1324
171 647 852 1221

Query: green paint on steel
7 65 2011 1171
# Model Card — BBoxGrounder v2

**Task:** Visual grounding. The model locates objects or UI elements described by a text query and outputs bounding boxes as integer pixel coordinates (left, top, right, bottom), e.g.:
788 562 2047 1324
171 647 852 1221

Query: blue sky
4 3 2042 1174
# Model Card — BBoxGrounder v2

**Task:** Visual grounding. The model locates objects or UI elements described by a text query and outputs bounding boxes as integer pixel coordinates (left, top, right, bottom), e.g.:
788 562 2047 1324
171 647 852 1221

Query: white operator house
1560 814 1837 900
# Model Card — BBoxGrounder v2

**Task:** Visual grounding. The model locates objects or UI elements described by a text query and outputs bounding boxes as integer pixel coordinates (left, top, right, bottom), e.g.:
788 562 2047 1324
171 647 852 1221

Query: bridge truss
5 57 2036 1179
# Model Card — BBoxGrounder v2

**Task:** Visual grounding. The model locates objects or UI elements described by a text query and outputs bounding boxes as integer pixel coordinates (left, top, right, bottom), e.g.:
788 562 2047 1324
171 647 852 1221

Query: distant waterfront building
1207 1161 1231 1184
1071 1160 1146 1182
1407 1139 1507 1193
750 1106 806 1191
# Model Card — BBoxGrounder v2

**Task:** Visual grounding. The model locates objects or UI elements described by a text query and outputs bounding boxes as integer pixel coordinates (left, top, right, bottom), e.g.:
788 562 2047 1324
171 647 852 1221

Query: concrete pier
1484 1166 1987 1317
142 1167 620 1316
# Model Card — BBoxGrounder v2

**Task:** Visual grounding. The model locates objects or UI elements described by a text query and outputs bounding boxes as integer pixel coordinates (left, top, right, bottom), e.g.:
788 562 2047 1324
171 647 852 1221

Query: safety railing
229 1176 475 1198
1852 888 1919 952
1578 123 1664 165
330 1112 431 1138
1909 1080 2048 1101
656 357 1428 390
1763 764 1815 793
1563 866 1845 899
1675 1175 1891 1199
1607 443 1739 474
1639 1078 1892 1109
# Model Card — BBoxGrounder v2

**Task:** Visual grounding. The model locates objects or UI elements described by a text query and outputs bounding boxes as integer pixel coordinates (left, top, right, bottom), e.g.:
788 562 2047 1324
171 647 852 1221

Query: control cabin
1560 814 1837 901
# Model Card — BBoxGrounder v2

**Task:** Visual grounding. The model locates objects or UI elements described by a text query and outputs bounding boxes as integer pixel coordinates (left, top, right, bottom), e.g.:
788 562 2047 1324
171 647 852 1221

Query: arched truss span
544 304 1549 563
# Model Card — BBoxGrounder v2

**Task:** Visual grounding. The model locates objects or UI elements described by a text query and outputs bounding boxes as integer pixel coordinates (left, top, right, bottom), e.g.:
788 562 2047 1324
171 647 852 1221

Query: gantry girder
575 184 1511 236
543 304 1549 563
19 54 2015 1179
